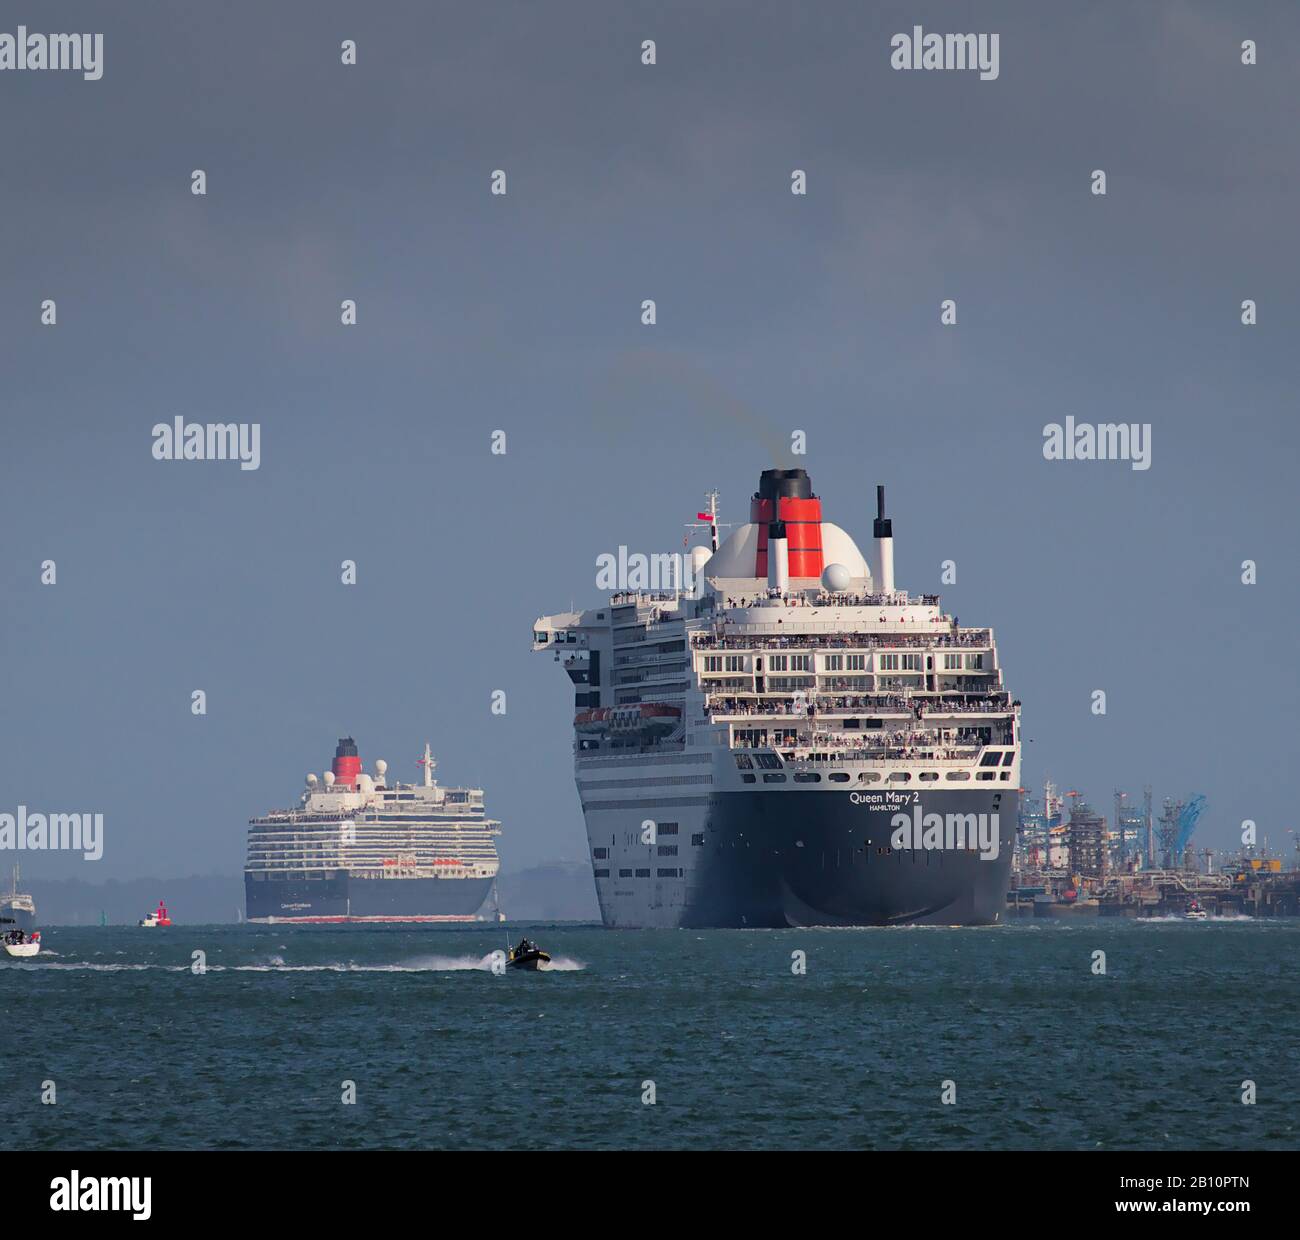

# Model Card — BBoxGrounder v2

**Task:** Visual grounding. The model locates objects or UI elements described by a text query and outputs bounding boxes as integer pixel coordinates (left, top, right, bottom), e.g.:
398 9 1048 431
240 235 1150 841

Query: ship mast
705 490 720 552
686 490 728 553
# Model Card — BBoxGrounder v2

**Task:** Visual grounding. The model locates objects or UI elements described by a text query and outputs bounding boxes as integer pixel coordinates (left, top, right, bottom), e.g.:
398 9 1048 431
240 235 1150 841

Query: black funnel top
873 485 892 538
335 737 358 757
755 468 813 502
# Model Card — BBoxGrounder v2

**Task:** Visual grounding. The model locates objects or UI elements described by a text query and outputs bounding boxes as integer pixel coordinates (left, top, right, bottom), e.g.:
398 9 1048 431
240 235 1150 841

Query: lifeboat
573 703 681 738
574 707 611 734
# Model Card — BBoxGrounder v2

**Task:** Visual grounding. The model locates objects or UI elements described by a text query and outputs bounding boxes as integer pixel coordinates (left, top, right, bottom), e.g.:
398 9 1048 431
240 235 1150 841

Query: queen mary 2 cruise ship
245 738 502 923
532 468 1020 928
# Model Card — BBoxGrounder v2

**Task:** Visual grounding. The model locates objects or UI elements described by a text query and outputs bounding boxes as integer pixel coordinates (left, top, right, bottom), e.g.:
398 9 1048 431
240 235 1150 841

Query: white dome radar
821 562 852 592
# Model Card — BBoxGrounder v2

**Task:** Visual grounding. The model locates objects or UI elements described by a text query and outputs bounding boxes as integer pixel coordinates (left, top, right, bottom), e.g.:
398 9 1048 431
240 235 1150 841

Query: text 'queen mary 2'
245 739 501 923
532 468 1020 928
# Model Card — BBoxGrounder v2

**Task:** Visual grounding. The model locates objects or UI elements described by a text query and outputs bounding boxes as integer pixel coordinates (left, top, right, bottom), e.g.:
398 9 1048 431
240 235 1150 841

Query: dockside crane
1176 795 1206 863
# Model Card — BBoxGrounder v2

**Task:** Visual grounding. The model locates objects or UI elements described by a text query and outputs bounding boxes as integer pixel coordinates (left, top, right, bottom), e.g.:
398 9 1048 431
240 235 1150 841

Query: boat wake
1141 914 1253 924
398 954 498 971
398 952 587 972
537 956 585 971
2 953 587 973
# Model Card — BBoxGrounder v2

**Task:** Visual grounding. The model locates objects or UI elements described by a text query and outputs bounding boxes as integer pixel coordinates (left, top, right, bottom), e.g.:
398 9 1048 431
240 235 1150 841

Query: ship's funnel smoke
593 352 792 469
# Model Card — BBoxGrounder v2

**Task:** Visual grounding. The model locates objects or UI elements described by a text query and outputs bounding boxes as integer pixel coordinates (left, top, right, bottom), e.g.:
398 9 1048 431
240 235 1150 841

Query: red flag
696 513 712 521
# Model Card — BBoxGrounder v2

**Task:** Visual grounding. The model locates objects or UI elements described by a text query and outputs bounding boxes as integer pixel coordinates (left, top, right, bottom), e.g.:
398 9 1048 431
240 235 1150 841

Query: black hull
589 787 1017 928
694 789 1015 927
245 873 494 923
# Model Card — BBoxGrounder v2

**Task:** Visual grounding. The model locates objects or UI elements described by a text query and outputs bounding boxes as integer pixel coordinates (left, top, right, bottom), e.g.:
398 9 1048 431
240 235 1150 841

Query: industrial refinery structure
1011 780 1298 918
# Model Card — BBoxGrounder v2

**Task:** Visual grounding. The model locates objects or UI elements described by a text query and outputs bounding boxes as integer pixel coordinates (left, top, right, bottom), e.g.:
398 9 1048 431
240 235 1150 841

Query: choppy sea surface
2 920 1295 1150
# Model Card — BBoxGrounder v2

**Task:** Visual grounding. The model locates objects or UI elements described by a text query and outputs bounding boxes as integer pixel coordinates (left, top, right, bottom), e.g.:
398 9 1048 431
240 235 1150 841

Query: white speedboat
1184 901 1209 921
3 930 40 957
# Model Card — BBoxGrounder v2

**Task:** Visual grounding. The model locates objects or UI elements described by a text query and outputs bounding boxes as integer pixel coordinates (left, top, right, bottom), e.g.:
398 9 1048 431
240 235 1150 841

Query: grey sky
1 1 1297 879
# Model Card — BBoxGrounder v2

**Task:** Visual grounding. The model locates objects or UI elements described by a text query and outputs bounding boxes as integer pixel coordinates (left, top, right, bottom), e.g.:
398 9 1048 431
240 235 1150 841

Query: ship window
858 772 882 783
734 754 754 770
977 772 997 781
742 774 756 783
691 833 705 846
635 868 651 878
1000 772 1011 780
535 630 548 643
657 845 678 857
888 772 912 782
919 772 939 782
657 868 681 878
755 753 783 769
619 869 633 877
659 822 679 835
593 868 610 878
592 847 609 860
828 773 850 783
793 772 821 783
1002 752 1015 766
946 771 971 781
980 752 1002 767
762 773 787 783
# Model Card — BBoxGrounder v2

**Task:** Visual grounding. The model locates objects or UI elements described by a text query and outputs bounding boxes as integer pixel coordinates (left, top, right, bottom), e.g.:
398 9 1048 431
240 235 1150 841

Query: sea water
2 920 1295 1150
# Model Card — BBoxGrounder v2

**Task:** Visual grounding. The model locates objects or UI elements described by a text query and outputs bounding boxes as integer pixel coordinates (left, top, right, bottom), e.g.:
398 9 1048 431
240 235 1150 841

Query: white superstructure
533 468 1020 928
245 739 501 923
